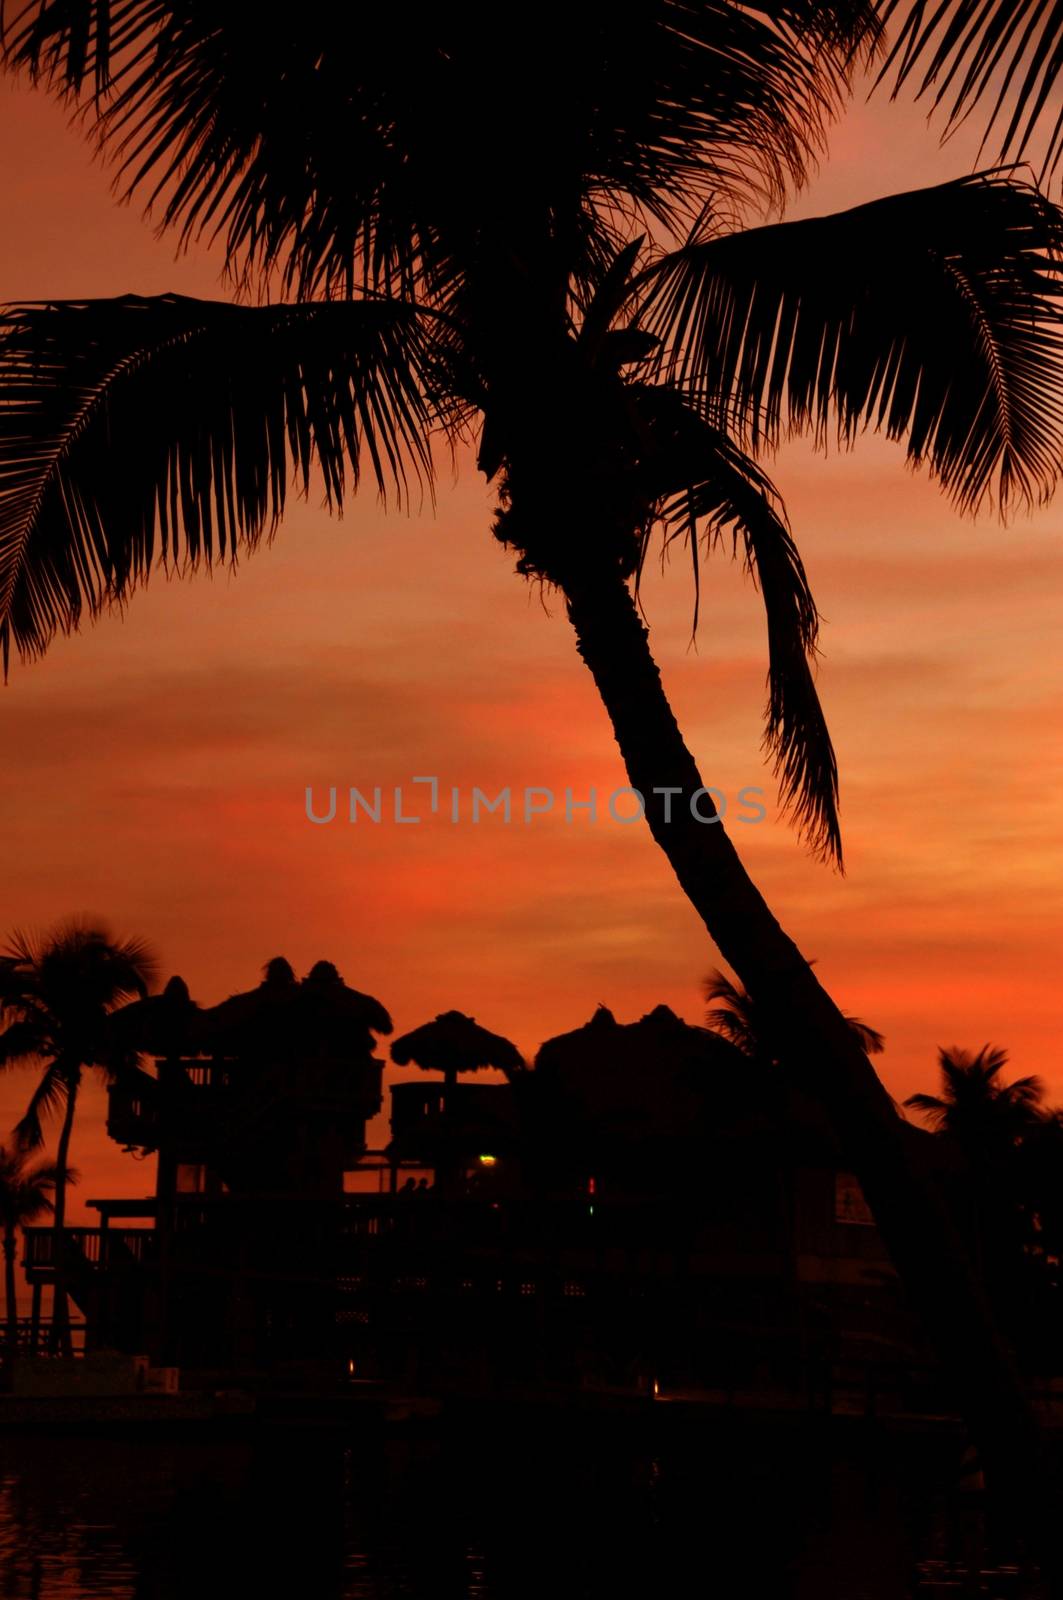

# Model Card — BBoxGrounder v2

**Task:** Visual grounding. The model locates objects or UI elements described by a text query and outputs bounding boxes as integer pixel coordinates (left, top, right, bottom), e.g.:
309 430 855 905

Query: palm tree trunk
562 566 1061 1573
3 1226 18 1357
49 1079 78 1358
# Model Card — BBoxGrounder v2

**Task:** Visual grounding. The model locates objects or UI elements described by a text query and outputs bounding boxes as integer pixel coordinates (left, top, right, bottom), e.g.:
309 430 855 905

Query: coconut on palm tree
0 919 156 1352
0 1143 65 1357
2 1 1063 1529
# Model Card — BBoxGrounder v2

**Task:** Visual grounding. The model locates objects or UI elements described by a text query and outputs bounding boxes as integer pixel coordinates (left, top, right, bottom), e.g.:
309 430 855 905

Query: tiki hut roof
203 957 391 1060
534 1002 935 1167
109 975 206 1059
203 956 301 1053
390 1010 524 1078
300 960 393 1037
533 1003 745 1140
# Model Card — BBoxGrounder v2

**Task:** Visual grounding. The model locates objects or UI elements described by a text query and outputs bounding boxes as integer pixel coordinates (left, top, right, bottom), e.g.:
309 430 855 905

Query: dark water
0 1418 1014 1599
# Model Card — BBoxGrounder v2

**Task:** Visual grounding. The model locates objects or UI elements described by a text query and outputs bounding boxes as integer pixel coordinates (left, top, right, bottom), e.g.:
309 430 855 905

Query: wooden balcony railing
0 1316 87 1358
108 1055 383 1153
389 1081 510 1135
21 1226 154 1276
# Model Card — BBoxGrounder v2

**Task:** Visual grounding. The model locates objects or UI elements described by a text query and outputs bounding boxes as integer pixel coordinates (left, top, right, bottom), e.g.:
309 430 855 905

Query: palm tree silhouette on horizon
0 918 156 1353
906 1046 1053 1364
906 1045 1046 1145
1 0 1063 1552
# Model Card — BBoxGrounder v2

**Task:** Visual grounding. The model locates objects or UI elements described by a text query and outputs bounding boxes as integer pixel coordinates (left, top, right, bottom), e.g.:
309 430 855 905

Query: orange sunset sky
2 67 1062 1220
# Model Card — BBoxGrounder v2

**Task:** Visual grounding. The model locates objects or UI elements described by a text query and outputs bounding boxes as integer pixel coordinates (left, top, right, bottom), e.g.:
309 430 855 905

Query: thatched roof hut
109 975 205 1059
300 960 392 1046
202 956 392 1065
390 1010 524 1089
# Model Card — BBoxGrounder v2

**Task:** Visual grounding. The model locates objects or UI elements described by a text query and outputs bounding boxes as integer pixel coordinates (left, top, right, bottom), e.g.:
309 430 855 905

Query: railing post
29 1282 41 1353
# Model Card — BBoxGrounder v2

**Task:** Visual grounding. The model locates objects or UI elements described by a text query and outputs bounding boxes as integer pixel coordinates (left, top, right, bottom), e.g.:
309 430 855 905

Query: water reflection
0 1418 1014 1598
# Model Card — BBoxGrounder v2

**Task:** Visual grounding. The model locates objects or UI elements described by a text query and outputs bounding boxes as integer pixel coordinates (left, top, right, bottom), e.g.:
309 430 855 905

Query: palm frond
15 1058 71 1149
0 293 442 669
0 0 157 96
1007 1072 1047 1107
1 2 885 296
848 1016 886 1055
1 3 447 296
0 1143 64 1226
0 1018 49 1066
641 172 1063 514
908 1044 1045 1138
36 1159 72 1189
877 0 1063 182
703 968 760 1055
942 1043 1012 1081
905 1090 950 1127
17 916 156 1011
635 389 840 861
706 963 883 1059
577 0 884 225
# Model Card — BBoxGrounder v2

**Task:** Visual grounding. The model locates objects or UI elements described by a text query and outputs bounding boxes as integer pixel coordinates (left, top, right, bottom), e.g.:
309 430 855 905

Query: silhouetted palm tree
906 1046 1045 1147
0 3 1060 1516
906 1047 1050 1363
0 919 156 1351
0 1143 64 1356
705 967 885 1064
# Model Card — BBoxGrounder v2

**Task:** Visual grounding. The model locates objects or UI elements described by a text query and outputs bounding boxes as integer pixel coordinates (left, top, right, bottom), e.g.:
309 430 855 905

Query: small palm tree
905 1046 1045 1150
906 1047 1048 1354
0 1144 66 1355
0 919 156 1352
704 968 885 1064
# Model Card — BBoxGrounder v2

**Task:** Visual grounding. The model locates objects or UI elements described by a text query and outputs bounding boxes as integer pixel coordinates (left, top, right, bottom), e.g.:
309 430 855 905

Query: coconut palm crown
1 2 1062 863
905 1045 1046 1150
4 0 1063 1534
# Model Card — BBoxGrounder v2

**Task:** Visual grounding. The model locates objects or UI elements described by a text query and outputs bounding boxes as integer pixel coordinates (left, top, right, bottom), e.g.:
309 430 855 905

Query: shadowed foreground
0 1416 1036 1600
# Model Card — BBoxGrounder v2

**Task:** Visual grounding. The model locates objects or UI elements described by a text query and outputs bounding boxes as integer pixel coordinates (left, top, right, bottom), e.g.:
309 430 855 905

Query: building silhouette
19 962 953 1412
